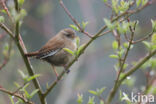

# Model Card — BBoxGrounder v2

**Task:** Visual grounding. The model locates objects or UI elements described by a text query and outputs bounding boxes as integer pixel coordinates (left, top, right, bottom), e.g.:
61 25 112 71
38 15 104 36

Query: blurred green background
0 0 156 104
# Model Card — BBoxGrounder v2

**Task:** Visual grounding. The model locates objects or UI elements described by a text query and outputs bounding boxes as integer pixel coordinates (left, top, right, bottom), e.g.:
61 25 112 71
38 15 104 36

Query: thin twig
0 23 14 39
0 0 12 19
132 30 154 44
0 87 34 104
59 0 93 38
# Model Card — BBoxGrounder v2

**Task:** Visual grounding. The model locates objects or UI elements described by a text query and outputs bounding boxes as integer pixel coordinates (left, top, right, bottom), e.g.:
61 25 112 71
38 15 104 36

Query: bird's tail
25 51 39 57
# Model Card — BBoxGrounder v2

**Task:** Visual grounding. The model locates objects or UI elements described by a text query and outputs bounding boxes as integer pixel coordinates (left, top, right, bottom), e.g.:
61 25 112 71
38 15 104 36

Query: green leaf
142 0 148 6
77 93 83 104
30 89 39 98
151 19 156 32
26 74 40 82
96 87 106 96
109 54 119 59
24 89 30 98
63 48 75 56
9 96 15 104
104 18 115 30
112 0 119 14
112 40 118 50
152 33 156 44
123 42 129 48
119 73 125 80
1 9 6 14
123 63 128 70
142 41 151 50
18 70 28 81
18 0 25 7
88 90 98 96
76 37 80 47
22 83 30 90
70 24 79 31
76 44 86 56
14 82 20 88
2 43 9 57
136 0 141 7
87 96 95 104
20 9 27 18
100 100 104 104
82 21 89 29
103 0 108 3
122 76 135 87
0 16 5 23
117 48 125 57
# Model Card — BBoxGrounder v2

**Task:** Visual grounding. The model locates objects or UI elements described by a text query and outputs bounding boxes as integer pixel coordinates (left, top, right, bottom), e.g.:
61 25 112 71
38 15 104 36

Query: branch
59 0 93 38
120 50 156 82
0 23 14 39
0 87 34 104
106 49 156 104
12 0 46 103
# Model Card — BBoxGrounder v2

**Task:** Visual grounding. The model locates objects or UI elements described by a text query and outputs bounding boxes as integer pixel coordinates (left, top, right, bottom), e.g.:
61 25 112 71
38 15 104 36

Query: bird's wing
36 36 65 59
36 49 61 59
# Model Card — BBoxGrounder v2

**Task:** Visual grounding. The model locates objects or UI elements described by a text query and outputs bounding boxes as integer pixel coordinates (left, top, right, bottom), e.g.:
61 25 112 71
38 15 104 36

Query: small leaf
26 74 40 82
152 33 156 44
70 24 79 31
0 16 5 23
76 37 80 47
1 9 6 14
151 19 156 32
119 73 125 80
18 0 25 7
9 96 15 104
142 41 151 50
77 93 83 104
123 42 129 48
82 21 89 29
142 0 148 6
112 41 118 50
63 48 75 56
24 89 30 98
104 18 115 30
30 89 39 98
136 0 141 7
88 90 98 96
97 87 106 96
103 0 108 3
18 70 28 81
22 83 30 90
76 44 86 56
14 82 20 88
123 63 128 69
109 54 119 59
100 100 104 104
87 96 95 104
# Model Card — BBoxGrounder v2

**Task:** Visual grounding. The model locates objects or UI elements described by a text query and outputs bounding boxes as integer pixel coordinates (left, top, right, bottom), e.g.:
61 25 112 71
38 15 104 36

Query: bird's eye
66 34 71 37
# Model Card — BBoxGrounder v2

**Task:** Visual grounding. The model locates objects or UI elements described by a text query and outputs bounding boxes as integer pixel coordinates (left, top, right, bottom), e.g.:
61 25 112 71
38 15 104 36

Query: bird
25 28 78 78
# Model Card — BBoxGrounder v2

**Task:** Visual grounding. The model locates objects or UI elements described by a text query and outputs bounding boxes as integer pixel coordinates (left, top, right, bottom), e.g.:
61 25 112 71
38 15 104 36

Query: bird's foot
63 65 70 74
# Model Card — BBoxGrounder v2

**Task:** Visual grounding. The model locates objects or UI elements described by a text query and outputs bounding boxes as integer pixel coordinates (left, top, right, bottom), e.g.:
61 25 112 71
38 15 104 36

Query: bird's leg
51 65 59 79
63 64 70 74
